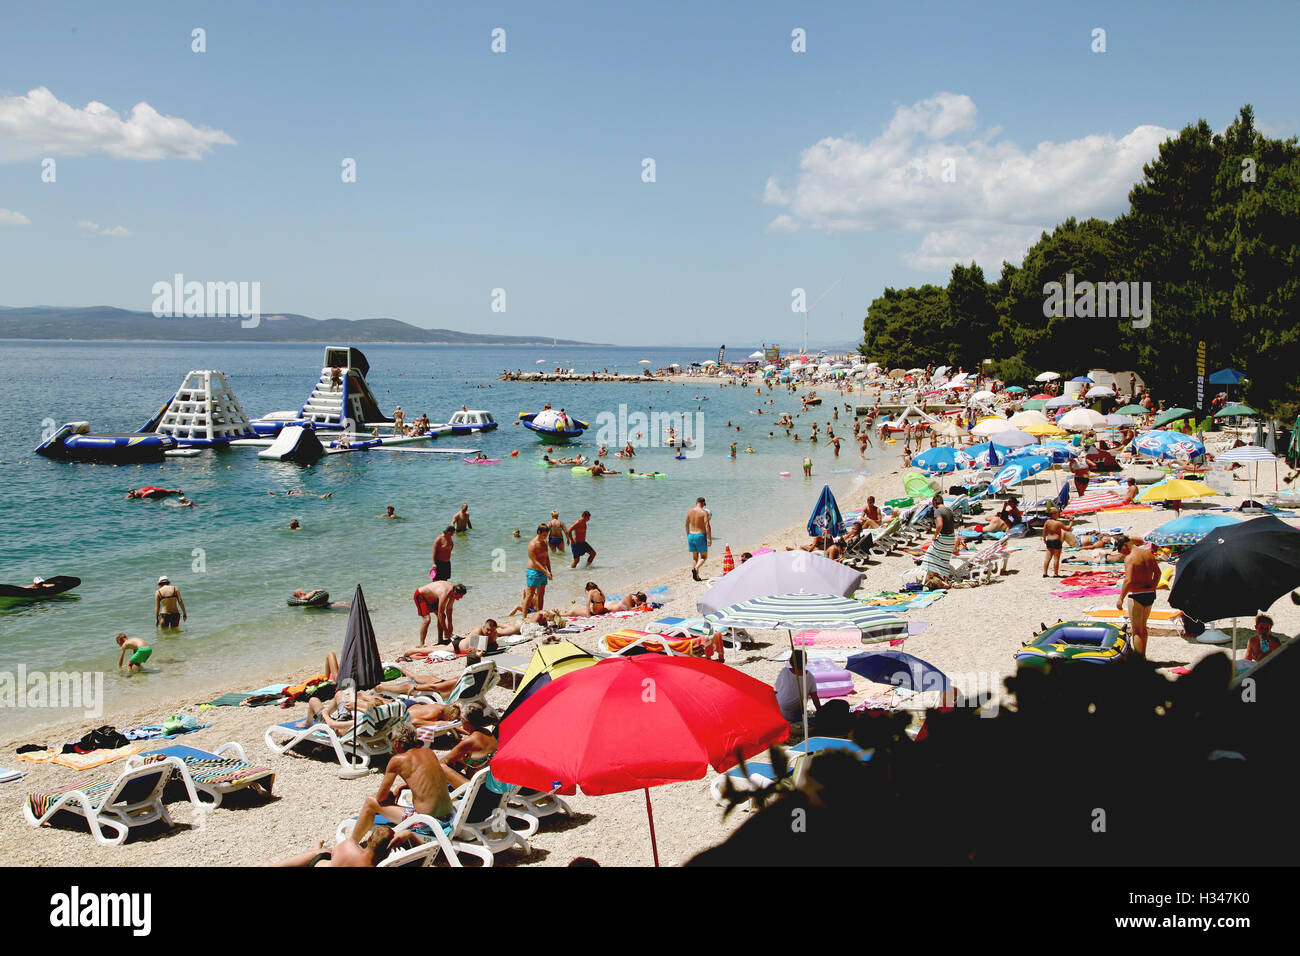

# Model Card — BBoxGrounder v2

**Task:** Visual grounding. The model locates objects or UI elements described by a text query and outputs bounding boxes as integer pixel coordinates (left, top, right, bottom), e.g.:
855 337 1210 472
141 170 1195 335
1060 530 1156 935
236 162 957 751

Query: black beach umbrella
1169 516 1300 622
338 584 384 691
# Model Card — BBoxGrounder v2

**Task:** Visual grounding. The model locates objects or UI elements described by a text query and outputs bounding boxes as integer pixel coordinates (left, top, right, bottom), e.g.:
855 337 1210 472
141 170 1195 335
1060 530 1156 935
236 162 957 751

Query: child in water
116 633 152 672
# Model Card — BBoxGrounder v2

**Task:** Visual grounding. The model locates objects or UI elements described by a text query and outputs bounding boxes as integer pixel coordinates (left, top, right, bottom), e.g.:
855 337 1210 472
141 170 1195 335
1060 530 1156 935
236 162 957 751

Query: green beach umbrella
1021 399 1046 411
1152 407 1196 428
1214 403 1256 418
1004 385 1026 393
1115 404 1147 415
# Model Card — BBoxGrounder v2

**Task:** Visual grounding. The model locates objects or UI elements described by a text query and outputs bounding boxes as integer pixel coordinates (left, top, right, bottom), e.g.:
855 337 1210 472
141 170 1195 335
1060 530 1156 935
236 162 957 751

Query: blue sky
2 1 1298 346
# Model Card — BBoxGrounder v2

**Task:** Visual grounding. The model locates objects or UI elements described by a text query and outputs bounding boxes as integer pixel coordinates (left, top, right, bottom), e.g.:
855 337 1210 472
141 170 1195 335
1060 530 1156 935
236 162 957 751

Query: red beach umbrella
492 655 789 865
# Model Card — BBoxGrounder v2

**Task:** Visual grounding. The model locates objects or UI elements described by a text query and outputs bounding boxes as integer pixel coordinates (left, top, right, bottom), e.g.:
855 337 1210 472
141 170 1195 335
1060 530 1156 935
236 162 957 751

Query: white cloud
0 208 31 226
764 93 1175 271
77 220 131 237
0 86 235 163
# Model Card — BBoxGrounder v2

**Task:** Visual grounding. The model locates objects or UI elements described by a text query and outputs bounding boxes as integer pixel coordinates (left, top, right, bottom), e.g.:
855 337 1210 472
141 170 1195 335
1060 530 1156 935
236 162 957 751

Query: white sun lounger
264 700 409 770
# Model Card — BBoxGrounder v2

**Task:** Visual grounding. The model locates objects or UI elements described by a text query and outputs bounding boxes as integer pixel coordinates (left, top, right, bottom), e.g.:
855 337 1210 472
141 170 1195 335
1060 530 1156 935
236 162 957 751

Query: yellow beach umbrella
1023 423 1067 436
1137 479 1217 503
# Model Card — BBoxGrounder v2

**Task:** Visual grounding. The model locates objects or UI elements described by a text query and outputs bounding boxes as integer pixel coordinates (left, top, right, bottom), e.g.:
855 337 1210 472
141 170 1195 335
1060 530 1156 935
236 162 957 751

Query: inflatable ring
885 497 914 508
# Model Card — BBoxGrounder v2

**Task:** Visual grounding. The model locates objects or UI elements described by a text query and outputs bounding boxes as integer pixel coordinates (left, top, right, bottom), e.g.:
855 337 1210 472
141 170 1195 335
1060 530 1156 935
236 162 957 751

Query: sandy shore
3 452 1294 867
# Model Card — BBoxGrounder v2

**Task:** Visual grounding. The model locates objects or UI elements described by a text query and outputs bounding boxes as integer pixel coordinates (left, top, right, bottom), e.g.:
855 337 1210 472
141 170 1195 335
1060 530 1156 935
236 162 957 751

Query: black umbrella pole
645 788 660 867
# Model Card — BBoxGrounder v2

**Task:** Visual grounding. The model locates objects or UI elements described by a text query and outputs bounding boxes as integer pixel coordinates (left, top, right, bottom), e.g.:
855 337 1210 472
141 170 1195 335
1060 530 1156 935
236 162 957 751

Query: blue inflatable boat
36 423 177 464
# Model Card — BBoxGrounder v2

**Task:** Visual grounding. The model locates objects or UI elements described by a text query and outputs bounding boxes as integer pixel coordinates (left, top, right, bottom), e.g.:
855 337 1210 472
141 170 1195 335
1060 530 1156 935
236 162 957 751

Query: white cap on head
157 575 170 585
32 577 44 585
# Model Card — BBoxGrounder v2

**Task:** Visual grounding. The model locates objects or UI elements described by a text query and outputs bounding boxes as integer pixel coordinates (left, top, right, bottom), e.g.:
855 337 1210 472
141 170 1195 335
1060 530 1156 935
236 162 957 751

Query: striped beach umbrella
1215 444 1277 463
704 593 907 644
1062 490 1125 516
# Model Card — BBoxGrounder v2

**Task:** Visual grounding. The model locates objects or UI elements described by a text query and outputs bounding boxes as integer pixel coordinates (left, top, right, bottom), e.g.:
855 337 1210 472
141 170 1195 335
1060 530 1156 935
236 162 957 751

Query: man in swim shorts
431 527 454 581
358 723 455 833
569 510 596 568
414 581 467 646
451 503 472 532
686 497 712 581
1116 536 1161 657
154 575 186 628
525 524 553 613
116 633 152 672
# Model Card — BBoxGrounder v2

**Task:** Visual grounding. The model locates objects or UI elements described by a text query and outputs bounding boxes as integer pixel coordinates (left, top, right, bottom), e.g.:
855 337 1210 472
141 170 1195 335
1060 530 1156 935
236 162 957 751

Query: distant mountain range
0 306 594 345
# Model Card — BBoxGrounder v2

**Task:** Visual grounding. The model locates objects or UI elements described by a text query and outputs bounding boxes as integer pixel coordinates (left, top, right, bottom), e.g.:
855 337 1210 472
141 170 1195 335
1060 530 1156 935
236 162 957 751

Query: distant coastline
0 305 597 346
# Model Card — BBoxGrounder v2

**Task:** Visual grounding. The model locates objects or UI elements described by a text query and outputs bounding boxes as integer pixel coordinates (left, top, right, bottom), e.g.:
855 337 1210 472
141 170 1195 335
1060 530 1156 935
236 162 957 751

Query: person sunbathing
559 582 607 617
406 701 461 728
269 828 398 867
825 538 845 561
438 706 498 789
982 497 1022 534
614 591 648 611
1119 478 1140 504
374 664 458 699
300 687 382 733
451 619 500 655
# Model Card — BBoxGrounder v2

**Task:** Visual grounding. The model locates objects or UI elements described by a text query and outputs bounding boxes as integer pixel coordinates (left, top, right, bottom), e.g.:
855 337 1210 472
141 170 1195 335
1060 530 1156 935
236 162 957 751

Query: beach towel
921 532 956 579
858 590 946 611
202 692 255 708
1060 572 1122 586
52 744 144 770
26 779 107 818
14 747 62 764
792 630 863 649
1051 586 1122 598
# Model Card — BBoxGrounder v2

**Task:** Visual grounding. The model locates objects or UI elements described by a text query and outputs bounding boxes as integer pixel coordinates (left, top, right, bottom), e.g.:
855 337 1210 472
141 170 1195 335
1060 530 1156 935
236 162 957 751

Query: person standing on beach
569 510 596 568
547 511 568 554
451 503 472 533
1041 507 1068 577
414 580 467 645
526 524 554 612
1115 536 1160 657
154 576 186 629
116 633 152 672
432 527 455 581
686 497 712 581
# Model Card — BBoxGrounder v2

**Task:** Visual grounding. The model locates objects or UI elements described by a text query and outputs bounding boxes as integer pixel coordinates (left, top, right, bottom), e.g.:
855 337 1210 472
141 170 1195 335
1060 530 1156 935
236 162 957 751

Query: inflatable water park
33 346 490 464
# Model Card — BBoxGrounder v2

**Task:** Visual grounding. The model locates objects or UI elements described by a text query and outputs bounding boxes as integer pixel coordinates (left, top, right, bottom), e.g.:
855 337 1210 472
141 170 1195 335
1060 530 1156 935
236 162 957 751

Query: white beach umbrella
1008 410 1050 427
1086 385 1116 398
1035 371 1061 382
1058 407 1107 432
971 417 1010 437
970 390 996 402
638 359 652 364
748 351 765 359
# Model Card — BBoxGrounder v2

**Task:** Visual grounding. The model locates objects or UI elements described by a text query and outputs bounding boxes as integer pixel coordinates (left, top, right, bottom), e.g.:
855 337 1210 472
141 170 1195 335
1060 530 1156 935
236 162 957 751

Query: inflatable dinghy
0 576 81 605
1015 620 1128 667
36 423 176 463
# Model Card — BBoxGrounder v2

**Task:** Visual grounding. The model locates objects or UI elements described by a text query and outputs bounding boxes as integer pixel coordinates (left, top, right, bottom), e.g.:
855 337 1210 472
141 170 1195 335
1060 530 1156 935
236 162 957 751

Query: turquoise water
0 341 880 732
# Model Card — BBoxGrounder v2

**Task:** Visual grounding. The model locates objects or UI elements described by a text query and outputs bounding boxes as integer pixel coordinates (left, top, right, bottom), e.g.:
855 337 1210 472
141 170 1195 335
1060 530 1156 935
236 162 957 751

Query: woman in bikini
559 582 607 617
1042 507 1069 577
438 706 498 789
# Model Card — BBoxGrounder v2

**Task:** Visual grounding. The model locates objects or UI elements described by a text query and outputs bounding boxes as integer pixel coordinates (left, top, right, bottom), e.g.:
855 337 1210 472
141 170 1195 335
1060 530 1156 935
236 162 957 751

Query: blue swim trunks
525 568 548 588
687 532 708 554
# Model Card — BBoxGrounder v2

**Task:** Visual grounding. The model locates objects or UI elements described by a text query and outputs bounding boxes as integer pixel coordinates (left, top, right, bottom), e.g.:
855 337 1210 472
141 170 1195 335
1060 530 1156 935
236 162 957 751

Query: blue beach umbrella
911 446 971 474
1134 430 1206 461
965 441 1010 467
989 459 1047 492
1069 375 1094 384
845 649 952 693
1147 513 1241 548
1208 368 1247 386
807 484 846 539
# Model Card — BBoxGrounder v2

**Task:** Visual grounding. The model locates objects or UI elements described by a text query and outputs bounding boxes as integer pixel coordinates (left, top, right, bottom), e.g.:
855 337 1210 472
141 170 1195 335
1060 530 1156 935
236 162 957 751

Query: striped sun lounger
131 743 275 808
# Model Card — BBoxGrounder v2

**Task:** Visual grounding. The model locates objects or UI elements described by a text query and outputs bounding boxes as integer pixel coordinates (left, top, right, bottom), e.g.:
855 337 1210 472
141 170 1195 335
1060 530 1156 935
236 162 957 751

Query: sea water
0 341 881 734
